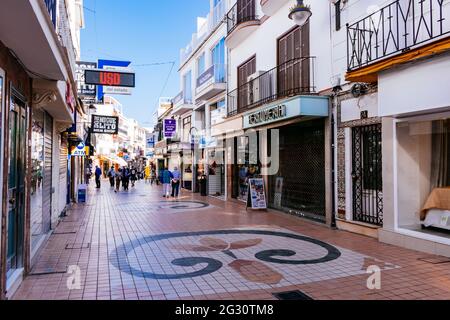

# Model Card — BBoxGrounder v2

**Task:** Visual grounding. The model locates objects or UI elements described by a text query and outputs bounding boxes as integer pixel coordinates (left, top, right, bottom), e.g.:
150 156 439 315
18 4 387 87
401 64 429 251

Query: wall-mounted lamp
288 0 312 27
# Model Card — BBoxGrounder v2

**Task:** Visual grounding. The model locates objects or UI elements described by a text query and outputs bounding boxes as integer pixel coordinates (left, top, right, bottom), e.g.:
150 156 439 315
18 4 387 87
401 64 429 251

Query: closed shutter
237 56 256 111
278 24 310 95
42 112 53 232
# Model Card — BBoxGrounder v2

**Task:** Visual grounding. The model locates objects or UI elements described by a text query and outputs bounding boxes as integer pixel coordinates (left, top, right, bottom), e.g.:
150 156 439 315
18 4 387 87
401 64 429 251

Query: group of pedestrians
161 166 181 198
106 165 139 193
95 164 182 198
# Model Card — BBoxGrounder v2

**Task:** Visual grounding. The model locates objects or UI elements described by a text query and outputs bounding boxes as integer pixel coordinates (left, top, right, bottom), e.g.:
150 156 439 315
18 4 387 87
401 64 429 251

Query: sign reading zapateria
248 105 287 126
91 115 119 134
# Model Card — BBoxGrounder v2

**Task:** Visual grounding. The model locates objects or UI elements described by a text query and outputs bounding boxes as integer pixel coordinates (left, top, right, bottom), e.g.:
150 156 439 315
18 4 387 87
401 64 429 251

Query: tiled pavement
13 180 450 300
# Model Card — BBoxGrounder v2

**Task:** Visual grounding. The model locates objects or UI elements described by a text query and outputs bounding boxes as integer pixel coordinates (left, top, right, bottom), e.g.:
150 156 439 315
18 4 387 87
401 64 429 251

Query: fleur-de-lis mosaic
174 237 284 284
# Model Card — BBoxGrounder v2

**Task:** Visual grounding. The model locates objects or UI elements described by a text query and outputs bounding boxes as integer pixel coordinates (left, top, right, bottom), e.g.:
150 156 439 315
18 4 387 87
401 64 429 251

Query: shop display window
396 118 450 239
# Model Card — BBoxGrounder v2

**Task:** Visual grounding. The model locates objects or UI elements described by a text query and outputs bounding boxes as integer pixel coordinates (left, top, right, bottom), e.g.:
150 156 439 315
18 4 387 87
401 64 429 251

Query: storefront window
31 110 45 249
235 134 260 202
396 118 450 239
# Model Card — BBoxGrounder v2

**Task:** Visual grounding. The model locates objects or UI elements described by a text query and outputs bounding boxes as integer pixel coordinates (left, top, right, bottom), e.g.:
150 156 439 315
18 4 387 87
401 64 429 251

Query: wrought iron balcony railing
227 0 259 34
227 57 316 117
347 0 450 71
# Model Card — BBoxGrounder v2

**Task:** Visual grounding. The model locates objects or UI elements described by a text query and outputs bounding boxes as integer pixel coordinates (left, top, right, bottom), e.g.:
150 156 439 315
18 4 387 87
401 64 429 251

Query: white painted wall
341 92 378 122
379 54 450 117
228 0 332 92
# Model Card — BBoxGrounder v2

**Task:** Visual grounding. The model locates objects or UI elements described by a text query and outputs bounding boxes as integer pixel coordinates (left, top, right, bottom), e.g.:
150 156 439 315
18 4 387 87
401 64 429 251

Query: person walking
115 168 122 193
95 165 102 189
171 166 181 198
161 166 172 197
122 166 130 191
150 166 157 186
130 166 138 188
107 166 115 187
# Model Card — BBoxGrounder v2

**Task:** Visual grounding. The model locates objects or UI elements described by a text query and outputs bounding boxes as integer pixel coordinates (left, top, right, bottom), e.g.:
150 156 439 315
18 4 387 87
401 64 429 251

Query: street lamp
288 0 312 27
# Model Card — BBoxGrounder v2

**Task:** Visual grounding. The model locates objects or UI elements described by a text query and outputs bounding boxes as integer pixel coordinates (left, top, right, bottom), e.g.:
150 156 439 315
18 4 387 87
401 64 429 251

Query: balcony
347 0 450 76
227 57 316 117
226 0 260 49
172 91 194 116
195 64 227 101
260 0 286 17
180 0 227 66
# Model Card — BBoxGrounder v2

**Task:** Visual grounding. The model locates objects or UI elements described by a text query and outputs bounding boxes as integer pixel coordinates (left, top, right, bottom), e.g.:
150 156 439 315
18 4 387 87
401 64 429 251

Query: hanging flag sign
164 119 177 138
91 115 119 134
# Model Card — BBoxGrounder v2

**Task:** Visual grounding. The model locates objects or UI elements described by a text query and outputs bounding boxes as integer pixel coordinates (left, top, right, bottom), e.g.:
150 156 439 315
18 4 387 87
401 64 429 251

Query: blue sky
81 0 209 127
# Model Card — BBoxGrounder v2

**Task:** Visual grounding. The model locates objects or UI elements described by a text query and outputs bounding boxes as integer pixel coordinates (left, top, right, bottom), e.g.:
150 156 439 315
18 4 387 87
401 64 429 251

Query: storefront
378 54 450 256
30 109 53 254
236 95 330 223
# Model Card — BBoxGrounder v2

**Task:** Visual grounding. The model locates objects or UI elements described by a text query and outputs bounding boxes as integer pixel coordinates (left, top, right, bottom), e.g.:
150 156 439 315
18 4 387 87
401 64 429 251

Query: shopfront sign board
246 178 267 210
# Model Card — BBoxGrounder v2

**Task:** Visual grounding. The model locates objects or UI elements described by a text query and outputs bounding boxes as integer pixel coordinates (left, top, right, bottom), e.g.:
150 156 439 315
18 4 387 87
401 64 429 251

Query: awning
101 155 127 167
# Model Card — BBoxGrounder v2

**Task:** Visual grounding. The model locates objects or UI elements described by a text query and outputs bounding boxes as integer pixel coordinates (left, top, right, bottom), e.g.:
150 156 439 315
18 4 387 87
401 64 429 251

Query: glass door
6 93 27 277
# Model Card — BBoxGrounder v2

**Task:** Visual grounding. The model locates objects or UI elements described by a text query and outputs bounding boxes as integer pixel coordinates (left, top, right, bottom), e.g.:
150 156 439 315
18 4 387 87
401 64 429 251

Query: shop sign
246 105 287 128
85 69 135 88
76 61 97 100
247 178 267 210
164 119 177 138
103 66 133 95
71 142 88 157
91 115 119 134
243 96 329 129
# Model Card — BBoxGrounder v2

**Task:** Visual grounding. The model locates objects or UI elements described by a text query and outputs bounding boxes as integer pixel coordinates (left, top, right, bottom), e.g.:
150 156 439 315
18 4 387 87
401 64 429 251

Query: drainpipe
330 99 337 229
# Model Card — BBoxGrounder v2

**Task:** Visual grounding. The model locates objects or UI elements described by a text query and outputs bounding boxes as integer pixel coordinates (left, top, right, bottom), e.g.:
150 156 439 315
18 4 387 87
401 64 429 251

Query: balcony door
237 0 255 23
211 38 225 82
237 56 255 112
277 24 310 97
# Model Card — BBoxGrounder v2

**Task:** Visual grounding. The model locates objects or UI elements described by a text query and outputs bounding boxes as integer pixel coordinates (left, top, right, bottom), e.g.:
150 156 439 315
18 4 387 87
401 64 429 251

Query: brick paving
12 180 450 300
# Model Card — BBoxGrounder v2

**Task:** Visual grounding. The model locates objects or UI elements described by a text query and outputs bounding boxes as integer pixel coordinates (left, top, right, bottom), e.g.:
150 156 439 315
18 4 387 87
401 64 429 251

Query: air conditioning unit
247 71 265 105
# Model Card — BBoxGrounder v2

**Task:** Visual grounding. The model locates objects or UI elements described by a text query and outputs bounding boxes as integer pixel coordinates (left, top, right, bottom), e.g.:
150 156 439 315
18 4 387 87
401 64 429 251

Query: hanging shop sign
84 69 135 88
246 178 267 210
76 61 97 101
71 142 89 157
103 66 133 95
97 60 132 100
91 115 119 134
164 119 177 138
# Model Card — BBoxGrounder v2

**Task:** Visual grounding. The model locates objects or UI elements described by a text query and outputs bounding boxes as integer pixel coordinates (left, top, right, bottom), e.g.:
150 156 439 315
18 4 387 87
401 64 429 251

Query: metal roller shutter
42 112 53 232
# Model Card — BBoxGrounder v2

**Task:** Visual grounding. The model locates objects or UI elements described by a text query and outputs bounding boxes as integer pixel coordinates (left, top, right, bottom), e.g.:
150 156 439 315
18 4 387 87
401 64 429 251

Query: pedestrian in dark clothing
171 167 181 198
130 167 138 188
122 166 130 190
95 166 102 189
107 166 115 187
115 168 122 193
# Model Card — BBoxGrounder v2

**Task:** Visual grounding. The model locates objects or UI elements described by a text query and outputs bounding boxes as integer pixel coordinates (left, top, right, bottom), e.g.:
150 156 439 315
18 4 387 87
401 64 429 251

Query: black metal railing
227 57 316 117
227 0 259 34
44 0 57 27
347 0 450 71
